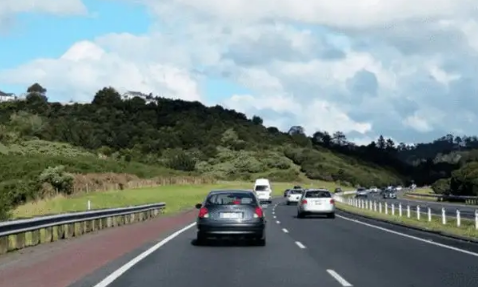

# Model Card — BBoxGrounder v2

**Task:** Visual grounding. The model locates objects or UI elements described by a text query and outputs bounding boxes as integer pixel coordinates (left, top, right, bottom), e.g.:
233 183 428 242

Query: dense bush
431 178 451 195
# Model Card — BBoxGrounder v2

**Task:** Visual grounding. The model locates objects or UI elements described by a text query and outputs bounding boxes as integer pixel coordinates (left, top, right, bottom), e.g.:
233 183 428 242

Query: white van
253 178 272 203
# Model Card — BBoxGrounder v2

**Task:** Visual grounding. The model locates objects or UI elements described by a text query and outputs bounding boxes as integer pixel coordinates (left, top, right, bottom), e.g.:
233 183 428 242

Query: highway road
366 192 477 219
76 198 478 287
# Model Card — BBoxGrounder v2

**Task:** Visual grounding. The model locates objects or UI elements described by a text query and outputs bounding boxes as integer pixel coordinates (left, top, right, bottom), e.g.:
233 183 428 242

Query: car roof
305 188 329 192
208 189 253 195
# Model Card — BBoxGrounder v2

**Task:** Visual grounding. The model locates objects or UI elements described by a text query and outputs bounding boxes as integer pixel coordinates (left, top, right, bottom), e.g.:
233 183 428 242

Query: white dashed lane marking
276 220 280 224
295 241 306 249
282 228 288 233
326 269 353 286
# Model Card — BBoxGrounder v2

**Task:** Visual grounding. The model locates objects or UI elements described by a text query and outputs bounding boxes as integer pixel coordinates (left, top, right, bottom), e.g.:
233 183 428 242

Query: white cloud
1 0 478 144
0 41 201 102
0 0 88 32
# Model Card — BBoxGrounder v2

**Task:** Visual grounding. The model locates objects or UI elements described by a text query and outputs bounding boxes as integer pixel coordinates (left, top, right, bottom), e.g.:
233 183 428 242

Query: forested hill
0 84 405 187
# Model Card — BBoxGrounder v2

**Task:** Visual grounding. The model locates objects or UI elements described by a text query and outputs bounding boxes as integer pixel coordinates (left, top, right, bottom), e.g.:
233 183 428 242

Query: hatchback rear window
207 192 258 205
289 189 303 194
255 185 270 191
305 190 331 198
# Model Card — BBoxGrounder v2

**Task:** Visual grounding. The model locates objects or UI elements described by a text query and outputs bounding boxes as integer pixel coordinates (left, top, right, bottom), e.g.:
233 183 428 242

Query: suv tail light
301 199 307 205
330 199 335 204
198 207 209 218
254 206 264 218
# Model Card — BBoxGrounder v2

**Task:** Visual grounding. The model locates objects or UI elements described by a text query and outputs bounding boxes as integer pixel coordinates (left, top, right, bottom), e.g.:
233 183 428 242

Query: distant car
286 189 303 205
194 189 266 246
253 178 272 203
334 187 343 193
355 187 368 198
293 185 302 189
383 190 397 199
395 186 402 191
297 189 335 218
284 189 290 197
369 186 378 193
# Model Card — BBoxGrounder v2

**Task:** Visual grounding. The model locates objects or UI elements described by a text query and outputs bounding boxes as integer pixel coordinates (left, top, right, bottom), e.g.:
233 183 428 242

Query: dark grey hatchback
194 190 266 246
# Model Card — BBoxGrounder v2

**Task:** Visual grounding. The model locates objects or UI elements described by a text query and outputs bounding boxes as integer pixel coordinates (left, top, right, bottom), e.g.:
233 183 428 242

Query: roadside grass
336 202 478 239
13 180 337 218
413 187 433 194
403 187 439 202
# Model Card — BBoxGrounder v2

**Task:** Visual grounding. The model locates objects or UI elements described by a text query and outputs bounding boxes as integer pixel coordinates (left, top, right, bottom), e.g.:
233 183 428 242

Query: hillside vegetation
0 83 404 219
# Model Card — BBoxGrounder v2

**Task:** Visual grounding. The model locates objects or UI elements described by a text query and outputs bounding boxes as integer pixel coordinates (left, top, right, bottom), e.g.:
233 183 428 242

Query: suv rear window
305 190 331 198
207 192 258 205
255 185 269 191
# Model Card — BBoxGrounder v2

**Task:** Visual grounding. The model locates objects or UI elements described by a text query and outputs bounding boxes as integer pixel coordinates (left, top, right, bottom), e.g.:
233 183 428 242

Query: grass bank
13 180 337 218
336 202 478 240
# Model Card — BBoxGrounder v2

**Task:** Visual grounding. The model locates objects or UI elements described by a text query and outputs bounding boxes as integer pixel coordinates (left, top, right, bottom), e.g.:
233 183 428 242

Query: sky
1 0 478 145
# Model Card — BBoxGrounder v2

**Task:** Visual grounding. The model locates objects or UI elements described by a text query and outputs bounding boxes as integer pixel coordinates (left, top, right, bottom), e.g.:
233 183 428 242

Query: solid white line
282 228 288 233
93 222 196 287
295 241 306 249
327 269 352 286
276 220 280 224
336 214 478 257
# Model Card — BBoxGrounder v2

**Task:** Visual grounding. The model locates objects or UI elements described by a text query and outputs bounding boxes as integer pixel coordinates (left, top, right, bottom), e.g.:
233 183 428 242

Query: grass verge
336 202 478 240
13 180 338 218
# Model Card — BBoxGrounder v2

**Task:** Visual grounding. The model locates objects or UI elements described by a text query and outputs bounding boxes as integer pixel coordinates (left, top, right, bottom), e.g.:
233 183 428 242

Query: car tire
327 213 335 219
255 236 266 246
297 212 304 218
196 232 207 246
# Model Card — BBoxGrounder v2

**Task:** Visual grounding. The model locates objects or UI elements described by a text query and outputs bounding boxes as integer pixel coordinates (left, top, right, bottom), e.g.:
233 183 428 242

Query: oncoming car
194 189 266 246
297 189 335 218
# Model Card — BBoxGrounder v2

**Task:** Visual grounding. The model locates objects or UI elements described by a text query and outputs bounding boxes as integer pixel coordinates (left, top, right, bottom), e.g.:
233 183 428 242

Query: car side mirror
195 203 202 209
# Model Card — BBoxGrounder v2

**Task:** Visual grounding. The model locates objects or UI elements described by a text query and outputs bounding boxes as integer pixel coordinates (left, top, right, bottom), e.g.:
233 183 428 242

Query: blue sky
1 0 245 104
1 0 476 143
0 0 150 95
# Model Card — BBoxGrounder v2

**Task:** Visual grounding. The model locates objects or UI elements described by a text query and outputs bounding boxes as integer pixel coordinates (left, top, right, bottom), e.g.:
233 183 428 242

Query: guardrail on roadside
405 192 478 205
335 195 478 233
0 203 166 255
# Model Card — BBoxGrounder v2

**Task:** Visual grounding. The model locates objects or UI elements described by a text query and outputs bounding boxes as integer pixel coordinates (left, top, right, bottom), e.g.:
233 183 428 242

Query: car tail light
254 206 264 218
301 199 307 205
198 207 209 218
330 199 335 204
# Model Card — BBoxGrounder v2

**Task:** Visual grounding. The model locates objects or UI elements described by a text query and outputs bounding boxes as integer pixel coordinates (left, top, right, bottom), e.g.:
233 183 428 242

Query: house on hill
0 90 17 102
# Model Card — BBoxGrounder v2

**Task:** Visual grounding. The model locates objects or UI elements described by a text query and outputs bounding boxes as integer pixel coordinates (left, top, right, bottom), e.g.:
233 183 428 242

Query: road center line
282 228 288 233
327 269 352 286
276 220 280 224
295 241 306 249
273 216 276 218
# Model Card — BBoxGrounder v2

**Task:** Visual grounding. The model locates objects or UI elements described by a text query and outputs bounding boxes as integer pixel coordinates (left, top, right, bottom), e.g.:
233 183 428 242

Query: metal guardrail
0 202 166 254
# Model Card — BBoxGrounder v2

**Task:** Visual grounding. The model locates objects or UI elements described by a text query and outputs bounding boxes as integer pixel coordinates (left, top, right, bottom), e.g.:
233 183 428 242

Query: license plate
220 212 242 219
314 202 322 205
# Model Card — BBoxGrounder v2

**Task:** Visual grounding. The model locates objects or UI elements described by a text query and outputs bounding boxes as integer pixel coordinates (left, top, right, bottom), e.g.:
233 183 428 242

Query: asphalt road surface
366 192 477 219
80 198 478 287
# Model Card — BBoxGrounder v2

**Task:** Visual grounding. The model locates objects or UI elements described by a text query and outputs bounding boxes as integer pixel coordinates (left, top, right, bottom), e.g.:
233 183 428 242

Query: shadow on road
191 239 264 247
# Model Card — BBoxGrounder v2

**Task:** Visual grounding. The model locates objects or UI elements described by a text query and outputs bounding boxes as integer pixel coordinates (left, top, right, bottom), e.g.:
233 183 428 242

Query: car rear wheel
297 212 304 218
327 213 335 219
254 236 266 246
196 232 207 245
